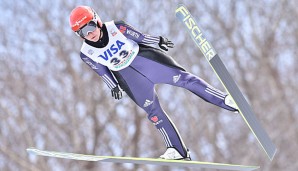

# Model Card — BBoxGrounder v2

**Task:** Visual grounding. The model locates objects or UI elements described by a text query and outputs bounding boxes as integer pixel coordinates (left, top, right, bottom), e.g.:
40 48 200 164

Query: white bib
80 21 139 71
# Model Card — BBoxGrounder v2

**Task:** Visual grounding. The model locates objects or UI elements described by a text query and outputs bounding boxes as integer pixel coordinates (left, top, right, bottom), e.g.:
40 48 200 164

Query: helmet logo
71 16 87 28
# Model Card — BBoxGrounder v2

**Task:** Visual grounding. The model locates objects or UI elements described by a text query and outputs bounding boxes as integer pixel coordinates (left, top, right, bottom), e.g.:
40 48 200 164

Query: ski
27 148 259 170
175 4 276 160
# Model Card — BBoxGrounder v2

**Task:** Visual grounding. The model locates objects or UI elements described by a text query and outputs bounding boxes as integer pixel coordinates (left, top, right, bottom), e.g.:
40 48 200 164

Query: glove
158 36 174 51
111 85 123 100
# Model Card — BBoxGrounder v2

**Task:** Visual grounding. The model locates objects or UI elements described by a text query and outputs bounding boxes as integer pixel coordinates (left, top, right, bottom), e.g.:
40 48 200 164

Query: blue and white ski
175 4 276 160
27 148 259 171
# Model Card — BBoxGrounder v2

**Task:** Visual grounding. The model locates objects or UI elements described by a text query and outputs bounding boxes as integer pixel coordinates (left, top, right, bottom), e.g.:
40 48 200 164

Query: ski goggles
76 20 97 37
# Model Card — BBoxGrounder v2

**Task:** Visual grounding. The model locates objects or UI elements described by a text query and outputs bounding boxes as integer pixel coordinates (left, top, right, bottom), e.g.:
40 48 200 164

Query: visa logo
99 40 125 60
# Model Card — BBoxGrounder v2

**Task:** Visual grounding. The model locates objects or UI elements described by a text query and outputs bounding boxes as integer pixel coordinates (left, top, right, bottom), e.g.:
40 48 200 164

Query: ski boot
159 147 191 161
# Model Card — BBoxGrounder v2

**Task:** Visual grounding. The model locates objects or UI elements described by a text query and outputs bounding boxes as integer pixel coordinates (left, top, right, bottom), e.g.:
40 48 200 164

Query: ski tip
175 4 187 16
26 147 36 151
175 4 190 22
26 147 38 154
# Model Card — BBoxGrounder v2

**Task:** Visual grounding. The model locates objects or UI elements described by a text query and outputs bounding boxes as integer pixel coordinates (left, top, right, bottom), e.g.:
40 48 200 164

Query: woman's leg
131 56 237 112
117 66 189 158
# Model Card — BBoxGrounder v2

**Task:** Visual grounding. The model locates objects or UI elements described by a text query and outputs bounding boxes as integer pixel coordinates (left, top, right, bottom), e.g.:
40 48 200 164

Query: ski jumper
79 20 237 158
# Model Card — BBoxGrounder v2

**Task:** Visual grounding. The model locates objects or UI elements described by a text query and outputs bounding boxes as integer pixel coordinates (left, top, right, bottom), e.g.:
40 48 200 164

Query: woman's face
84 26 102 42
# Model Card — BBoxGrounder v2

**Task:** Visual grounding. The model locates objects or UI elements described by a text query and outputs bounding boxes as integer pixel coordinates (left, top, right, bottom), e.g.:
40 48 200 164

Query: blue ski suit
79 20 237 158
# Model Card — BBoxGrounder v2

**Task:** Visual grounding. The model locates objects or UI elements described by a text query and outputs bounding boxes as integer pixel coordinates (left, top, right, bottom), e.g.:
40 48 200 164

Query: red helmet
69 6 102 32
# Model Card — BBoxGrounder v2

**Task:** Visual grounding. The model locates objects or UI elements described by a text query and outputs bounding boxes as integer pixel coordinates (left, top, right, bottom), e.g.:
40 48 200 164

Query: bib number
110 50 129 65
